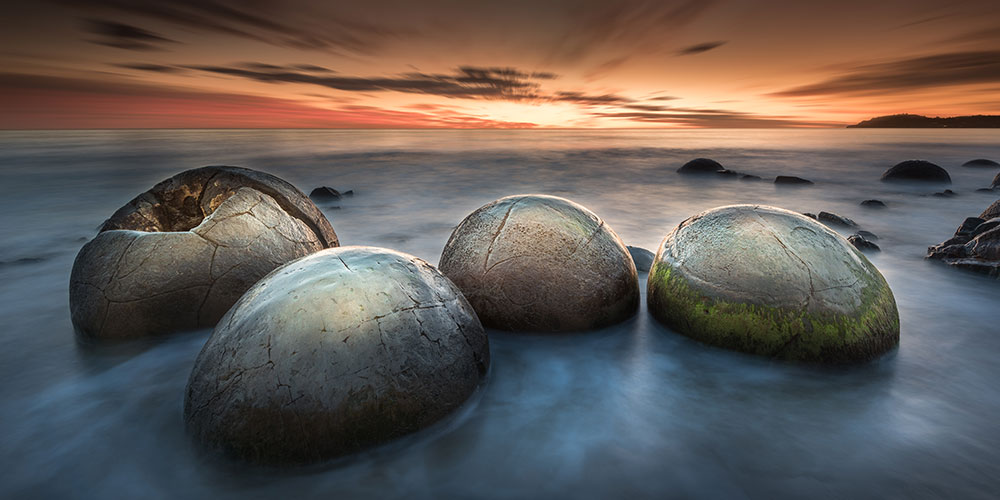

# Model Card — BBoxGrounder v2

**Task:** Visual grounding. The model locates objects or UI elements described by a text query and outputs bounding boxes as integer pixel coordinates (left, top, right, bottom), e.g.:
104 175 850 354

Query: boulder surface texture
647 204 899 363
70 166 338 339
184 246 489 464
439 194 639 332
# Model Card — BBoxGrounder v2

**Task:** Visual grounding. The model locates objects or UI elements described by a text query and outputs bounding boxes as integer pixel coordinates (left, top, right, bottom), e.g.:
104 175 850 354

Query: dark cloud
177 64 551 99
772 50 1000 97
676 40 727 56
592 109 833 127
551 91 630 105
57 0 413 54
112 63 184 72
82 19 178 50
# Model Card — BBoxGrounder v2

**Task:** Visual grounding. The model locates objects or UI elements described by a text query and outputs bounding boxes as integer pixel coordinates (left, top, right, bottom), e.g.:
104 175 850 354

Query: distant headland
847 114 1000 128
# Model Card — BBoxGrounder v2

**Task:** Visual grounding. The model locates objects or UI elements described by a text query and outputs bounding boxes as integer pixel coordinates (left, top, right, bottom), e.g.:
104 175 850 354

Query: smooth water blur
1 129 999 499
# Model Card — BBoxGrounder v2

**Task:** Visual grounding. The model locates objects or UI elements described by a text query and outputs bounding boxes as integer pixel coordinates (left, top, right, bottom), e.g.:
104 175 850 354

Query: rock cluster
70 166 338 339
439 195 639 332
927 200 1000 277
647 205 899 363
184 247 489 464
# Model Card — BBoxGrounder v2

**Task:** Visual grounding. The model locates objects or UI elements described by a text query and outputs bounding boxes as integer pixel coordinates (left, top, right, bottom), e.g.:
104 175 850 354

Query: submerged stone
880 160 951 183
184 247 489 464
677 158 724 174
774 175 813 185
963 159 1000 168
647 205 899 363
69 166 338 339
439 194 639 332
860 199 886 208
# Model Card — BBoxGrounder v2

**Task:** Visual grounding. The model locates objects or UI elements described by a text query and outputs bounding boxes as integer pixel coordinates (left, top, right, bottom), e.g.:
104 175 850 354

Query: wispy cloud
82 19 178 51
771 50 1000 97
676 40 727 56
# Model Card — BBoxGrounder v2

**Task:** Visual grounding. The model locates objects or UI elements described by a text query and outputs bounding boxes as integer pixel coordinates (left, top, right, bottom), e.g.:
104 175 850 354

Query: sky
2 0 1000 129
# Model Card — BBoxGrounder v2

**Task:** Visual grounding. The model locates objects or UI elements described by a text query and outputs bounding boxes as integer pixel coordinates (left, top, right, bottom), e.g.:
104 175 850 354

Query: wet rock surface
647 204 899 363
880 160 951 183
676 158 724 174
184 247 489 464
439 194 639 332
70 166 338 339
848 234 880 252
927 200 1000 278
818 211 858 228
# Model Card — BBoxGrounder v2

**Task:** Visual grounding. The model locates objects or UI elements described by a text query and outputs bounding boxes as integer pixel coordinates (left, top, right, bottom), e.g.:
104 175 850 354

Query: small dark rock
716 169 739 178
857 230 878 241
932 189 958 198
626 246 655 273
740 174 762 181
963 159 1000 168
677 158 724 174
880 160 951 184
310 186 341 199
802 212 817 220
342 190 354 196
818 211 858 228
848 234 880 252
860 199 886 208
775 175 813 185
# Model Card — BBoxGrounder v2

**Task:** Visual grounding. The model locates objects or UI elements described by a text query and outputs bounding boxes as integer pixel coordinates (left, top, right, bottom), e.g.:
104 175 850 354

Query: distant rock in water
857 230 879 241
677 158 724 175
847 114 1000 128
848 234 880 252
716 169 739 178
927 200 1000 278
774 175 813 185
740 174 762 181
818 211 858 228
880 160 951 184
963 159 1000 168
932 189 958 198
627 246 654 273
860 199 887 208
310 186 342 199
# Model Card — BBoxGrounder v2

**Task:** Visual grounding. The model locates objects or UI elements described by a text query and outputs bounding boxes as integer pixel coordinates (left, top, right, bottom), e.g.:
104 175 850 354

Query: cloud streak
83 19 178 50
676 40 727 56
772 50 1000 97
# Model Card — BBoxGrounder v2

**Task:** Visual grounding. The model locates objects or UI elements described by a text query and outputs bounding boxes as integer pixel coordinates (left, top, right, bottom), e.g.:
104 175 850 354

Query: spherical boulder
677 158 724 174
880 160 951 183
647 204 899 363
439 194 639 332
184 247 489 464
70 166 338 339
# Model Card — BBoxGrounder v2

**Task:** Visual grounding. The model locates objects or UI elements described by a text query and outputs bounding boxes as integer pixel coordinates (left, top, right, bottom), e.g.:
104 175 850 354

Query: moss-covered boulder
647 204 899 363
439 194 639 332
184 247 489 464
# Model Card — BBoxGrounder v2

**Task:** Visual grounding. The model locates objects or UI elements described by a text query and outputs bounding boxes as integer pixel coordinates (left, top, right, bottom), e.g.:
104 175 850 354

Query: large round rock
439 194 638 332
184 247 489 464
647 204 899 363
880 160 951 183
677 158 724 174
70 166 338 339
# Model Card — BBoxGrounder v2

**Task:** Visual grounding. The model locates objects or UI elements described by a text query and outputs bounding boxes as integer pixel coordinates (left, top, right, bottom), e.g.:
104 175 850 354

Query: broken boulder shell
184 246 489 464
439 194 639 332
69 166 338 339
647 204 899 363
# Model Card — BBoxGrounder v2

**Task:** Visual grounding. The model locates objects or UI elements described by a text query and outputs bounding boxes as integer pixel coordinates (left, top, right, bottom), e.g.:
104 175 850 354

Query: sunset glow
3 0 999 129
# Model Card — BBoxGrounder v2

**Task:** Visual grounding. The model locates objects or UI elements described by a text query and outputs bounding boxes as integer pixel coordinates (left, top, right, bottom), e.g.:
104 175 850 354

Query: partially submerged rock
70 166 338 339
963 159 1000 168
740 174 762 181
818 211 858 228
848 234 880 252
932 189 958 198
309 186 342 199
647 205 899 363
774 175 813 185
857 230 879 241
439 194 639 332
184 247 489 464
928 201 1000 277
627 246 654 273
677 158 724 175
880 160 951 183
860 199 887 208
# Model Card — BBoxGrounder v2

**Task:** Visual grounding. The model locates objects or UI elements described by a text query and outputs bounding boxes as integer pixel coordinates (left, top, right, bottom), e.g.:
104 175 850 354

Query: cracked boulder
647 205 899 363
70 166 338 339
439 194 639 332
184 246 489 464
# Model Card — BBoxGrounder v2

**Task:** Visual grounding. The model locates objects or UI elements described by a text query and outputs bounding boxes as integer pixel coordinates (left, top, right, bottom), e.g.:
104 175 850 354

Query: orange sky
2 0 999 128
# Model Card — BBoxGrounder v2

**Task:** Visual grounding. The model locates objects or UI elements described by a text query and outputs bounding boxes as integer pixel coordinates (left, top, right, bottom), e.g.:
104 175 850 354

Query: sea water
1 129 999 499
